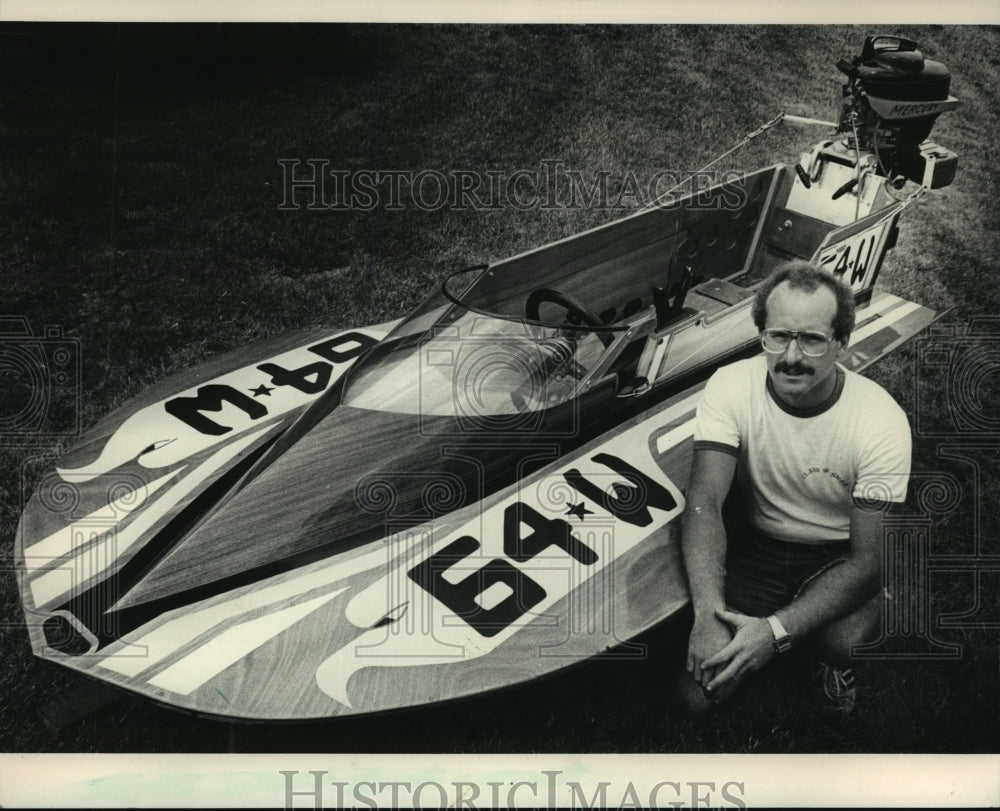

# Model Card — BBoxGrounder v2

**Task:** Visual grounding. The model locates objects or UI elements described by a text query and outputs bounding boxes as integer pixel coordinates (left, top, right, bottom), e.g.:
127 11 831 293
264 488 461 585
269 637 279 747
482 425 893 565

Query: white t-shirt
692 356 912 544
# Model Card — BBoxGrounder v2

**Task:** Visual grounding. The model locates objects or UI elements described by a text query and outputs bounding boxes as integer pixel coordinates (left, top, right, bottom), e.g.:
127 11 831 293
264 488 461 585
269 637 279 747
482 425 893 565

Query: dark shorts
724 528 850 617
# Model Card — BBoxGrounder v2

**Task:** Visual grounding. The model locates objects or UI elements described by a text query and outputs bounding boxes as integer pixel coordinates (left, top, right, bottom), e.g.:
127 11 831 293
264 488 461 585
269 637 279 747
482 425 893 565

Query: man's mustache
775 361 814 376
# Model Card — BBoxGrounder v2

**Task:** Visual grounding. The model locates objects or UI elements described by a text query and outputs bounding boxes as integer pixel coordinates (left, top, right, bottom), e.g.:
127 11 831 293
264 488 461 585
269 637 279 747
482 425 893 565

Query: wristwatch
765 614 793 653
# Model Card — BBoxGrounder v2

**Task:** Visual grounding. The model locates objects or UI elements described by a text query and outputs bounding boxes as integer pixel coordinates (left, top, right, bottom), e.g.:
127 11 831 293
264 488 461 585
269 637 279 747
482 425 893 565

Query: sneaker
813 663 857 715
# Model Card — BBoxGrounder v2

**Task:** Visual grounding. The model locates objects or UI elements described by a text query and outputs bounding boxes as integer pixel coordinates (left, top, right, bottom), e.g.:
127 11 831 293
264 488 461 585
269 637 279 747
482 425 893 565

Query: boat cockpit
345 156 907 418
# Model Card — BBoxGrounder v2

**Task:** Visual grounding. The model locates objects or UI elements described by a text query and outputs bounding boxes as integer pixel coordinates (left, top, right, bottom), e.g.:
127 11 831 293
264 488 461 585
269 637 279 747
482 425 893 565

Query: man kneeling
679 260 910 715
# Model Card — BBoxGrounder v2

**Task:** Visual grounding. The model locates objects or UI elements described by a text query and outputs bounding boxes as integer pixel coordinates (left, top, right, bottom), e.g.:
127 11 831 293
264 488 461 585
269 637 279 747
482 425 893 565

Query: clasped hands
686 608 776 694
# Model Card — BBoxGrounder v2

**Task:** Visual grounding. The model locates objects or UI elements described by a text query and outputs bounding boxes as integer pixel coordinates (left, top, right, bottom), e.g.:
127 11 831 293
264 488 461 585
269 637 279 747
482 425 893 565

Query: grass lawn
1 23 998 756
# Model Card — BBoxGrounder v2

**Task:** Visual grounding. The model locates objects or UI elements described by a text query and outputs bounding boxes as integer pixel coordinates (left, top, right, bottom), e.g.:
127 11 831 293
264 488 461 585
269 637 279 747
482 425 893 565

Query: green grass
1 22 998 754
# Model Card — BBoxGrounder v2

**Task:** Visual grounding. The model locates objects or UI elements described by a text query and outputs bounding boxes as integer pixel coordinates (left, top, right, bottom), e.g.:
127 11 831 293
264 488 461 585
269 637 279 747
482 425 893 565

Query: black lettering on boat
563 453 678 528
307 331 378 363
164 384 268 435
407 535 546 638
851 235 876 286
257 359 333 395
502 501 598 565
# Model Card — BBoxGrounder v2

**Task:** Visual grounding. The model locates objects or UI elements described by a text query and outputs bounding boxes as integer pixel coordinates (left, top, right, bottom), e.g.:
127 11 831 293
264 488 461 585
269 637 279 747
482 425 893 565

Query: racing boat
15 34 958 720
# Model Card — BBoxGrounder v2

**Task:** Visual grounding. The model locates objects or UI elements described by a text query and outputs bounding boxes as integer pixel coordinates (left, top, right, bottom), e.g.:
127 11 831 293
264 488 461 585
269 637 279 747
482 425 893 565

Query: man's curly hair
751 260 855 343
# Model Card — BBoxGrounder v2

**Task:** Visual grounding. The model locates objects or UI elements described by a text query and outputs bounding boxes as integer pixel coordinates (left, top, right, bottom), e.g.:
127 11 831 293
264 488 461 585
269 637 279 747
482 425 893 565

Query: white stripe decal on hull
97 545 391 678
24 469 183 572
646 390 701 433
654 420 697 456
147 591 343 695
30 425 276 610
852 296 921 343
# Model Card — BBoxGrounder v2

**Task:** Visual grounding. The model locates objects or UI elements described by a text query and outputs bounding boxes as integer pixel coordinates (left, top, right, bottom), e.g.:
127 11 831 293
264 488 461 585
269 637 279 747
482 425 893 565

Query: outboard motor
790 34 960 226
836 35 959 188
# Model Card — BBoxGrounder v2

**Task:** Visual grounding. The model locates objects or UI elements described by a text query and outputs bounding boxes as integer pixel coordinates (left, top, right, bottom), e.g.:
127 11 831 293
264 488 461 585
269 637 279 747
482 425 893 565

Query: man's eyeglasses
760 328 834 357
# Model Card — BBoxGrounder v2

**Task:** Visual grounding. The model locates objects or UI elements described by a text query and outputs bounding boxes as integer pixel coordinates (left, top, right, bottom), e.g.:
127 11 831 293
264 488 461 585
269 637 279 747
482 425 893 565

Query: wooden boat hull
15 284 937 719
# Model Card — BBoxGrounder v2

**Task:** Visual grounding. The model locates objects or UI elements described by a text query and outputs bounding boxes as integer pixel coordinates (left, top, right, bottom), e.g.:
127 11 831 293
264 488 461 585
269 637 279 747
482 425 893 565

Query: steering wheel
524 286 613 350
525 286 604 328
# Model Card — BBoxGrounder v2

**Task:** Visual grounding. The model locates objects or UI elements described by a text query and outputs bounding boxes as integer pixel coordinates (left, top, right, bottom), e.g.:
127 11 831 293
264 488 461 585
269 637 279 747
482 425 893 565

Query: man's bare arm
682 448 737 613
681 447 738 686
